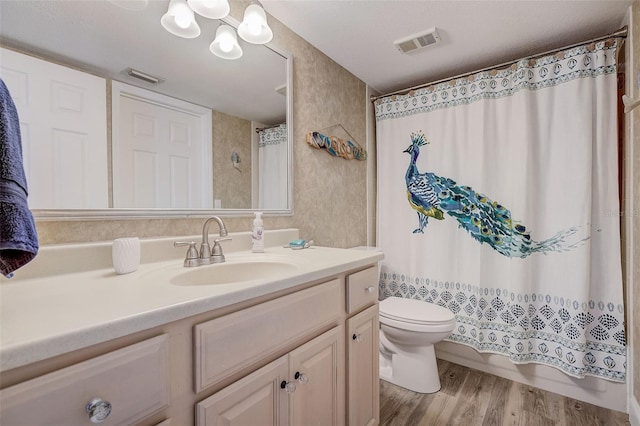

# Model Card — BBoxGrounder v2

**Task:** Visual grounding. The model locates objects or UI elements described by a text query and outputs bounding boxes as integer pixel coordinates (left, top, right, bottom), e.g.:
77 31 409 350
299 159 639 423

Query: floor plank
449 368 496 425
481 375 512 426
380 359 630 426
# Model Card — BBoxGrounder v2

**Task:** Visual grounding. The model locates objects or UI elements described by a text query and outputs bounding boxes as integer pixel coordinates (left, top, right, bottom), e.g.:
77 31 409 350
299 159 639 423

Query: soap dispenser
251 212 264 253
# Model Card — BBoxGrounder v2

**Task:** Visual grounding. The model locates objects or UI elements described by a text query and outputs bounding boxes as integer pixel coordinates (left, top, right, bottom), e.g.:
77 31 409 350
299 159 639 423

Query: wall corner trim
629 394 640 426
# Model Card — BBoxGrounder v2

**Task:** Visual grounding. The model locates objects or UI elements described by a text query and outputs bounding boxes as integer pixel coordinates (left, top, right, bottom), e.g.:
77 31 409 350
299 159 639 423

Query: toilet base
379 344 441 394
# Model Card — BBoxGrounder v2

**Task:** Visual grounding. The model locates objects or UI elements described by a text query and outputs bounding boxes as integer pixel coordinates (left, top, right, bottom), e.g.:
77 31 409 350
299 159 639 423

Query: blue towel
0 78 38 277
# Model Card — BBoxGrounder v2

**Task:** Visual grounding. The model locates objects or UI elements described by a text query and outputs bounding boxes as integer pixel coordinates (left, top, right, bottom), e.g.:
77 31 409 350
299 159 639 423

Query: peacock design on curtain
377 39 625 383
404 131 584 258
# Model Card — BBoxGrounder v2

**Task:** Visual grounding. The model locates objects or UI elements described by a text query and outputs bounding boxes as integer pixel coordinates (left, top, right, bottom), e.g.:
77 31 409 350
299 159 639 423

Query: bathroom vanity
0 230 382 426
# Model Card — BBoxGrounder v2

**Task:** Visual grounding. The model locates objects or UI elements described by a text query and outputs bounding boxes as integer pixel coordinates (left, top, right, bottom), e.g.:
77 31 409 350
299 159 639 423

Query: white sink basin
170 260 299 286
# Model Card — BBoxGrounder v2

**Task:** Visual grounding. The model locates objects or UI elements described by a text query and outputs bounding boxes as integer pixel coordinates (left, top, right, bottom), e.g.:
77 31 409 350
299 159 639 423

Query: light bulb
173 2 192 29
247 19 261 36
161 0 200 38
219 35 233 52
238 3 272 44
210 25 242 59
174 14 190 29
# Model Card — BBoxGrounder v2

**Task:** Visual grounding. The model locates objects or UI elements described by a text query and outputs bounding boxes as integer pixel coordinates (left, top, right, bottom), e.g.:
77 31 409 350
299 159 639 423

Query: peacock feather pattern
404 132 585 258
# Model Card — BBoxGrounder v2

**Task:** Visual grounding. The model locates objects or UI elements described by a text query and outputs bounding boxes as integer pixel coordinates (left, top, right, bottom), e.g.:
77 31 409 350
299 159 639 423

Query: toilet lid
379 297 455 325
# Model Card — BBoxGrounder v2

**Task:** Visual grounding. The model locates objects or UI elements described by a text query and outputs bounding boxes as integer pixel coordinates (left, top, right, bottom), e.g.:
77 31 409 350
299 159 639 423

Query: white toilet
379 296 456 393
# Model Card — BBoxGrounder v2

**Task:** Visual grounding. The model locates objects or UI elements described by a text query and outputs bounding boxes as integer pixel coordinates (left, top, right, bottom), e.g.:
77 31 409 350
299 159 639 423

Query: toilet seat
379 297 456 332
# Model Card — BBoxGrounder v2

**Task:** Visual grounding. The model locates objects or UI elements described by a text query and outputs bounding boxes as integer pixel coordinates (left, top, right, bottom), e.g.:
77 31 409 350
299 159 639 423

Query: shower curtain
376 39 626 382
258 124 288 209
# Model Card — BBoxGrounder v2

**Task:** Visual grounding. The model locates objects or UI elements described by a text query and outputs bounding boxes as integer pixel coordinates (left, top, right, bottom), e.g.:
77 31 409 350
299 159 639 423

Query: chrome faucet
174 216 231 267
200 216 230 264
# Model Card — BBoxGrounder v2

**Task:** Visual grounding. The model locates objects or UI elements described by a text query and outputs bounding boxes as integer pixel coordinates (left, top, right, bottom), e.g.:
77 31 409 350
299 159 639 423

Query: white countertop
0 237 383 371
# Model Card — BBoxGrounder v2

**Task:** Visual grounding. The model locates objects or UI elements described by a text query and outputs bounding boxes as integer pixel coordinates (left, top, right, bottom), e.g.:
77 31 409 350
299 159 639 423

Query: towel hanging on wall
305 124 366 161
0 78 39 278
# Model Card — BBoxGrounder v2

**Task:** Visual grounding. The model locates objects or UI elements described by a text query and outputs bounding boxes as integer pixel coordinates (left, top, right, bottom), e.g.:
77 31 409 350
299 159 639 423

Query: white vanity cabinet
196 326 344 426
196 265 381 426
194 278 345 426
0 257 382 426
193 279 342 393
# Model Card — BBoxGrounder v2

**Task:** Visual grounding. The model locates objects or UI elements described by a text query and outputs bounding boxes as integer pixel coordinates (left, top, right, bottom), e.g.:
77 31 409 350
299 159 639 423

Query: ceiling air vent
394 27 441 54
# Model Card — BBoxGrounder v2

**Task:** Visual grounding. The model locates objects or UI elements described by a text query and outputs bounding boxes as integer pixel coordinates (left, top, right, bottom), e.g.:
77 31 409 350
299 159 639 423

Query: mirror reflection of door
0 47 108 209
112 82 212 208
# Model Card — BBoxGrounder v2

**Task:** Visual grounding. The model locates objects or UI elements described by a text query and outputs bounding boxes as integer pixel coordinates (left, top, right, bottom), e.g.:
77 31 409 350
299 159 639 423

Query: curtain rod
255 123 283 133
370 26 628 102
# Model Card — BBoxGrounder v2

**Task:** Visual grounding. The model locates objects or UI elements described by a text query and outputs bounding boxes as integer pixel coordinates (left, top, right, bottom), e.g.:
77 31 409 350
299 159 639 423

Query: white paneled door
0 47 108 209
112 82 212 208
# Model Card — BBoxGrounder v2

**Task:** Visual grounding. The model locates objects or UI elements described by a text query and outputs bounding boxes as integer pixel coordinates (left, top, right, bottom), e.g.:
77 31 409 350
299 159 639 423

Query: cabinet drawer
346 266 378 314
0 334 170 426
195 279 341 393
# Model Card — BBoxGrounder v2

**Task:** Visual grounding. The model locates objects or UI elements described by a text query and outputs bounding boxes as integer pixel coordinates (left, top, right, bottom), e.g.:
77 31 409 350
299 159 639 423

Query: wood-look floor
380 359 630 426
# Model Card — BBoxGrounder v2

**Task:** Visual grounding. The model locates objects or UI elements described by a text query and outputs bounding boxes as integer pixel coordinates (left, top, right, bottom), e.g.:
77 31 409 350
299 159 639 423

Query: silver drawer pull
352 333 363 342
364 286 374 293
86 398 112 423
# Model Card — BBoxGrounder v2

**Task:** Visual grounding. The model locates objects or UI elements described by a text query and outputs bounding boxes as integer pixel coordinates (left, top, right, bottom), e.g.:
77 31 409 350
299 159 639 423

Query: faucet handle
174 241 199 267
211 237 232 263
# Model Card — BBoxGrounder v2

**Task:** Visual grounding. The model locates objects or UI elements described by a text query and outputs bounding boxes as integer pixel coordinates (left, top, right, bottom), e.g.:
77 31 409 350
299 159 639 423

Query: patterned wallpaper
212 111 252 209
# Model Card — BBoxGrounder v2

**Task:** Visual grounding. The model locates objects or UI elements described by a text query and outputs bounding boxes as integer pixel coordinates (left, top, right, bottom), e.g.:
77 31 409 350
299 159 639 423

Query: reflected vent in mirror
394 27 441 54
124 68 165 85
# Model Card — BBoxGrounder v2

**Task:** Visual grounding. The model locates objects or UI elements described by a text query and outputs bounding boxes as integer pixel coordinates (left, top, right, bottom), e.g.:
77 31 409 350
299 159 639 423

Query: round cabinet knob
364 286 375 293
352 333 363 342
294 371 309 384
86 398 112 423
280 380 296 393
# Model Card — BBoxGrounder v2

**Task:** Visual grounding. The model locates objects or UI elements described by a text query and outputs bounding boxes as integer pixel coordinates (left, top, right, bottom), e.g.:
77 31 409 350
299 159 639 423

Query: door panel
347 305 380 426
0 47 108 208
112 82 212 208
196 355 289 426
289 326 345 426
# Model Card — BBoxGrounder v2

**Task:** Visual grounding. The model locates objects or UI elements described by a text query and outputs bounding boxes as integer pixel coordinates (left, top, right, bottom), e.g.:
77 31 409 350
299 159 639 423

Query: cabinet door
347 305 379 426
196 355 289 426
289 326 345 426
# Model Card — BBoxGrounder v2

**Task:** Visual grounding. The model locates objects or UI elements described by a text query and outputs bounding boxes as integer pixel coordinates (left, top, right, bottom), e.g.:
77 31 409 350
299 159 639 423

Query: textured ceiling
0 0 632 111
262 0 633 95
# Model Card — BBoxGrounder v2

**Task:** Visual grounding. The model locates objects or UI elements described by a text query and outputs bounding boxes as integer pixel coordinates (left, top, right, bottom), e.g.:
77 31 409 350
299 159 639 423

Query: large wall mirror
0 0 292 219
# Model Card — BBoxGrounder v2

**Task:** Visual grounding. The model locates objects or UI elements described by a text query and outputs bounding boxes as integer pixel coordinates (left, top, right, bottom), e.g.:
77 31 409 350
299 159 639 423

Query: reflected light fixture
210 24 243 60
161 0 201 38
187 0 229 19
160 0 273 60
238 1 273 44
